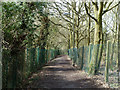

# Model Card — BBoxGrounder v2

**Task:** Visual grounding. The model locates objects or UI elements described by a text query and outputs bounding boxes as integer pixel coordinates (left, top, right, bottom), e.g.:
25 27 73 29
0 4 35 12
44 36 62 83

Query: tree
2 2 49 88
49 0 90 49
84 1 120 74
87 2 91 46
118 4 120 88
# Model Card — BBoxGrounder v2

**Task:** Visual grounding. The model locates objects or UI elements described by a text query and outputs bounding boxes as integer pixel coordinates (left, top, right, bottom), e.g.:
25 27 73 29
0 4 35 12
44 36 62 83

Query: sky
1 0 120 2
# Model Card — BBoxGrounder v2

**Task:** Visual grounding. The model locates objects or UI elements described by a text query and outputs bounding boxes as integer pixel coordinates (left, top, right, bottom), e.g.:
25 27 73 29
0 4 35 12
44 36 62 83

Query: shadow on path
27 55 105 88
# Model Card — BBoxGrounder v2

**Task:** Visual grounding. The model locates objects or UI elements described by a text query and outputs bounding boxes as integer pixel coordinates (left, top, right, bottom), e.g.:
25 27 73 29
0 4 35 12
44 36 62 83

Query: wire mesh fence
2 42 119 88
2 48 60 88
69 42 119 88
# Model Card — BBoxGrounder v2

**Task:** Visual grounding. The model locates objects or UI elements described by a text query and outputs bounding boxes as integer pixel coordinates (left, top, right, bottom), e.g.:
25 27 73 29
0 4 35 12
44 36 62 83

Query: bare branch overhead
84 3 98 23
102 1 120 15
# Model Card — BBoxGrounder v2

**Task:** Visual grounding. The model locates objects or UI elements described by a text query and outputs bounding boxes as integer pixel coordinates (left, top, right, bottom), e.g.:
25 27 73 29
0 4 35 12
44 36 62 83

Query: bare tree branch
99 2 103 15
78 27 94 44
102 1 120 15
78 35 87 44
84 3 98 23
104 1 108 8
58 31 67 39
91 0 99 11
106 0 114 9
49 19 77 33
54 3 74 25
49 19 69 30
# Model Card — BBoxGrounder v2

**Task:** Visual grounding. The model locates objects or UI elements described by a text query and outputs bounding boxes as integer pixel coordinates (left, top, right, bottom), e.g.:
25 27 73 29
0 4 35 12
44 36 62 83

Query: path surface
27 55 106 88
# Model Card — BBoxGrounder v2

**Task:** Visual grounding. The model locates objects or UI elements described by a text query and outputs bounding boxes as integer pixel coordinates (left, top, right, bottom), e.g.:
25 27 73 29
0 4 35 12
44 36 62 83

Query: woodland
1 0 120 88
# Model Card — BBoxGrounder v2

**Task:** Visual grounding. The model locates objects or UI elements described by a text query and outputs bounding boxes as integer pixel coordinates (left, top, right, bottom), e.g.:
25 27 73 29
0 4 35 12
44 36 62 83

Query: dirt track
27 55 107 88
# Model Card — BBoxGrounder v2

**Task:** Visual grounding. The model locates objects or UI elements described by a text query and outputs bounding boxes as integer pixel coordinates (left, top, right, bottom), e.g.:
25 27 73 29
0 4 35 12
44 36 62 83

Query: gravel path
27 55 106 88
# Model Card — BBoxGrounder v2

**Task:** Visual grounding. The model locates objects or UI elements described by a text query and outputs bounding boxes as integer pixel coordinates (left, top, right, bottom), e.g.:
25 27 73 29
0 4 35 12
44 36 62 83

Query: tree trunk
76 30 79 48
80 46 84 70
95 43 103 74
87 2 91 46
118 22 120 89
89 44 99 74
94 16 102 44
89 18 103 74
68 34 70 49
105 41 110 83
110 40 115 69
87 44 92 65
70 31 73 48
89 2 103 75
116 6 120 88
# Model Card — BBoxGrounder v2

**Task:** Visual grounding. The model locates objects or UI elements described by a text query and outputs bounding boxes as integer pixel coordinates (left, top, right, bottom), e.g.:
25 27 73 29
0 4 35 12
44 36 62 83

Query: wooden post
105 41 110 83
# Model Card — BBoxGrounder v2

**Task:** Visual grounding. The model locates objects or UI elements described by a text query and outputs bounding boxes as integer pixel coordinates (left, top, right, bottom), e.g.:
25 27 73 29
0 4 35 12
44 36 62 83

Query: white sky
1 0 120 2
55 0 120 2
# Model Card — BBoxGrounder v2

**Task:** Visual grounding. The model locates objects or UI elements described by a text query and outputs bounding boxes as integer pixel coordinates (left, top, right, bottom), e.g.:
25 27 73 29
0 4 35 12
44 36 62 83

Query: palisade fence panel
68 49 73 59
83 46 89 72
76 48 80 67
2 44 119 88
98 43 118 88
69 42 119 88
108 43 118 88
2 48 59 88
98 44 106 85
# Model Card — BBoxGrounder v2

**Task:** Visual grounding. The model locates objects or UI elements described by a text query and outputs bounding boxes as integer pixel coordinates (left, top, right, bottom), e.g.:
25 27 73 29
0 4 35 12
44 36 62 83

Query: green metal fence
2 43 119 88
2 48 60 88
69 42 119 88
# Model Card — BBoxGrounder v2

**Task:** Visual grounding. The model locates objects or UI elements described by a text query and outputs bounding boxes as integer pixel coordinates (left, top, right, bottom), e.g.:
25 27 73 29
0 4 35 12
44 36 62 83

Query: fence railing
2 48 60 88
2 42 119 88
68 42 119 88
